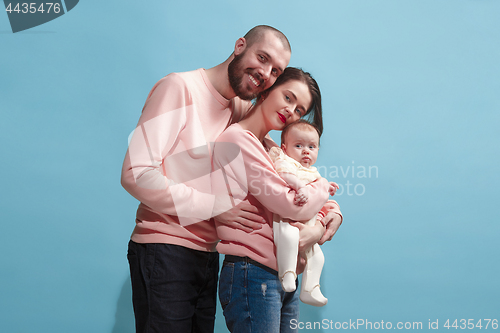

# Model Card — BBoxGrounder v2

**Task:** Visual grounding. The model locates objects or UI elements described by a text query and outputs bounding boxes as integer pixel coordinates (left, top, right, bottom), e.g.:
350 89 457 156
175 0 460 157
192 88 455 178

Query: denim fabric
219 256 299 333
127 240 219 333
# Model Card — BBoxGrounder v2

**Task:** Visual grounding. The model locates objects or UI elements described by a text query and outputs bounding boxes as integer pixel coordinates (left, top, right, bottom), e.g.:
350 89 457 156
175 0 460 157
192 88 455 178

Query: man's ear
234 37 247 56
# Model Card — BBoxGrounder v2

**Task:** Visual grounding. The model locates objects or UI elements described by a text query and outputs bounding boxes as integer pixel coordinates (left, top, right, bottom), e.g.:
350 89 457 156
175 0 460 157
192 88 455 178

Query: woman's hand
290 220 325 274
289 220 326 254
318 211 342 245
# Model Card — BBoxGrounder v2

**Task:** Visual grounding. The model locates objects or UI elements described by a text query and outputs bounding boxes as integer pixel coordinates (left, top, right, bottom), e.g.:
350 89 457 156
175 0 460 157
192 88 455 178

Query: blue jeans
219 255 299 333
127 241 219 333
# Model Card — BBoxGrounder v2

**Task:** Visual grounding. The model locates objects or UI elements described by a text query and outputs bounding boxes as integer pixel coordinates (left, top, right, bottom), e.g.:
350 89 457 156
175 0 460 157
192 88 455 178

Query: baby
269 120 338 307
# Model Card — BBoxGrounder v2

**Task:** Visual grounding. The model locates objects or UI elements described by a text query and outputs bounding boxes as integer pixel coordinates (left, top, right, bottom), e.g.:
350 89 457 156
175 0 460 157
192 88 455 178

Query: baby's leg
300 243 327 306
274 216 299 292
300 217 328 306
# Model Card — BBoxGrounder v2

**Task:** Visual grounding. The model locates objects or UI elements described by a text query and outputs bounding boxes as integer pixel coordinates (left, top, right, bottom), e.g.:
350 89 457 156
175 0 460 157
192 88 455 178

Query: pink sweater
212 123 342 271
121 69 250 252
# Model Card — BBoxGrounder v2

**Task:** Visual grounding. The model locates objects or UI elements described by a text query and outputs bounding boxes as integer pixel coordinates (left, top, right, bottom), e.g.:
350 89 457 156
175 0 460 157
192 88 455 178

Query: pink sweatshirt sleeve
212 125 330 221
318 200 343 223
121 74 215 220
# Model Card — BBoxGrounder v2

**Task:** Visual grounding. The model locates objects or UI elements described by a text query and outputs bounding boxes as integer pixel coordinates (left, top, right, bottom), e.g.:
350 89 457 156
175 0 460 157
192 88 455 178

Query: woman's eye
295 108 303 116
285 95 290 101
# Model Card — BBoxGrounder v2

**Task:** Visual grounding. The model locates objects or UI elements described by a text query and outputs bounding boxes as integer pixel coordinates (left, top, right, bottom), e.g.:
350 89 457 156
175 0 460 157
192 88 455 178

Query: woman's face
260 80 312 132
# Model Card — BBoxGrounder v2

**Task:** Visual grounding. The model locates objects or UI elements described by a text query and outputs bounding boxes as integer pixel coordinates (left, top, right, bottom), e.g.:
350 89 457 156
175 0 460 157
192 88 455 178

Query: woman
212 67 342 333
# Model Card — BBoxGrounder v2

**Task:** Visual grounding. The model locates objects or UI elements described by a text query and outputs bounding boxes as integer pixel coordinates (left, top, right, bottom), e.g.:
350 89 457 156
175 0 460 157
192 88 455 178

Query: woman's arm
289 200 343 254
212 127 330 222
317 200 343 244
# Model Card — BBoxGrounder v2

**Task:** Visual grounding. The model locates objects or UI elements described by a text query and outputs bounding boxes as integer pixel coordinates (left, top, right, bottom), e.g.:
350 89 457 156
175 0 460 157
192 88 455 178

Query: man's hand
329 182 339 196
318 211 342 245
214 200 266 233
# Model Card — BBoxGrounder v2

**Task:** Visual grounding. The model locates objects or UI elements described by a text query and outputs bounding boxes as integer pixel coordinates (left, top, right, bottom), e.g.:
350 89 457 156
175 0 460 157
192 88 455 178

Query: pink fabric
212 123 341 271
121 69 250 252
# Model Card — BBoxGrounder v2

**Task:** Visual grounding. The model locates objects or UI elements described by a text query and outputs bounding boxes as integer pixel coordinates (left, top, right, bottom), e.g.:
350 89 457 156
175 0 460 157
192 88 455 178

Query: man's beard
228 52 261 101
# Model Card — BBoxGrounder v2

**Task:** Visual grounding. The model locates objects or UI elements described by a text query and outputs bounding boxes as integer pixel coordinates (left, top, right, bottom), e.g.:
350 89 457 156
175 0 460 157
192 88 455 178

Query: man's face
228 32 291 100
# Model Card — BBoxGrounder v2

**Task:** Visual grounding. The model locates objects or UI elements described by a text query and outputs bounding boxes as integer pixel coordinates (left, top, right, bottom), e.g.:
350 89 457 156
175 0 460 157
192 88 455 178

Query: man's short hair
244 25 291 52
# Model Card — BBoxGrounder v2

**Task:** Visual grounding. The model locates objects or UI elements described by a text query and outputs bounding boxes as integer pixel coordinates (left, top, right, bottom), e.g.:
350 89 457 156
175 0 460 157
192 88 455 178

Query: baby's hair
281 119 321 146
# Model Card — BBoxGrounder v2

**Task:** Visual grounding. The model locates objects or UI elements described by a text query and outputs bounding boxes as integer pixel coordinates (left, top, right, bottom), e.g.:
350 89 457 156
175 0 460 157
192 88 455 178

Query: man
121 25 292 333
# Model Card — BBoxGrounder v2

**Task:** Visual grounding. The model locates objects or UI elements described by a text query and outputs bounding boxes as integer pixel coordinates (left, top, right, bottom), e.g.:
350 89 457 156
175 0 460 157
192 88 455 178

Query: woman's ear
234 37 247 56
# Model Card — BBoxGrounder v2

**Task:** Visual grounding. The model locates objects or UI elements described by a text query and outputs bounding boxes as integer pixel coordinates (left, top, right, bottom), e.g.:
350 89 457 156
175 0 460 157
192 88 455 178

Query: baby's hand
294 187 309 206
329 182 339 196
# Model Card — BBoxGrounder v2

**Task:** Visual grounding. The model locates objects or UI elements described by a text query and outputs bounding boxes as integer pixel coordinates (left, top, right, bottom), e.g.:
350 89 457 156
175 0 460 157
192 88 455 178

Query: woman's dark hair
256 67 323 135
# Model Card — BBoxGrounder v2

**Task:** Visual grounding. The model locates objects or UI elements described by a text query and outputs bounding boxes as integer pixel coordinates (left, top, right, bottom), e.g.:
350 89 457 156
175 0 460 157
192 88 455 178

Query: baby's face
282 126 320 168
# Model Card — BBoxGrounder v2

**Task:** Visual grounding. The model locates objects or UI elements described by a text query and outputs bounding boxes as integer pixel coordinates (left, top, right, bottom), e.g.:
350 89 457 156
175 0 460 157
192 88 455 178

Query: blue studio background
1 1 499 332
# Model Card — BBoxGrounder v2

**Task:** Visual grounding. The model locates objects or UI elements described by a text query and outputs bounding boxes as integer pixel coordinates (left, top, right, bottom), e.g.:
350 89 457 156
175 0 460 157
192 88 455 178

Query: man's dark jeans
127 240 219 333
